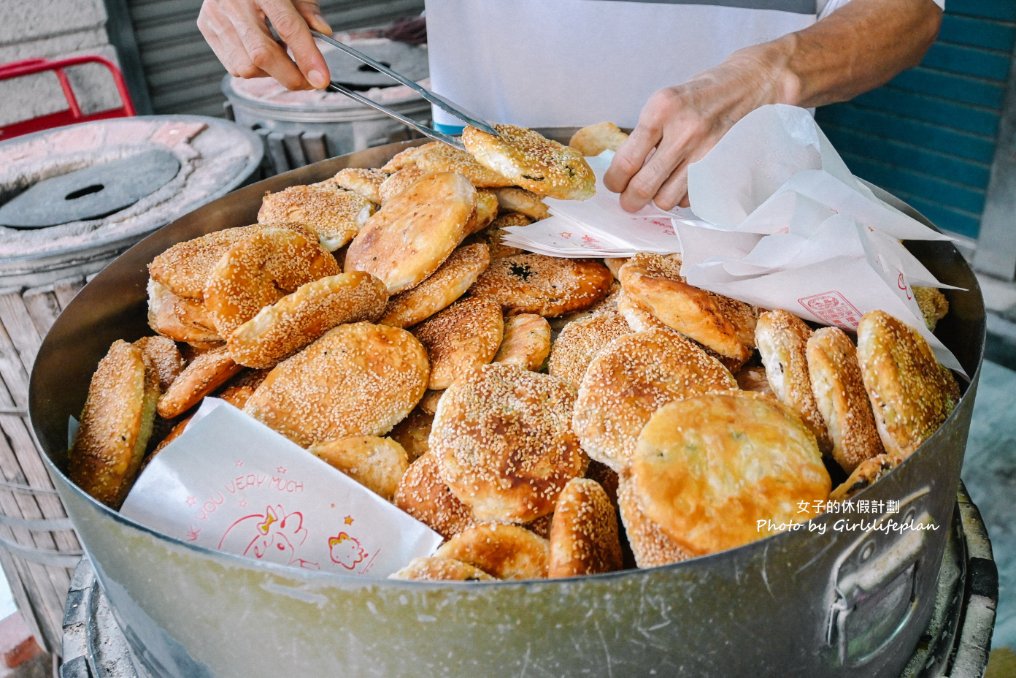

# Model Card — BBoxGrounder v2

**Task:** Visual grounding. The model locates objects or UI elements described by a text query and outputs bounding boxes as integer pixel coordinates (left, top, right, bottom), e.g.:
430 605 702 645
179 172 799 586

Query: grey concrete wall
0 0 121 128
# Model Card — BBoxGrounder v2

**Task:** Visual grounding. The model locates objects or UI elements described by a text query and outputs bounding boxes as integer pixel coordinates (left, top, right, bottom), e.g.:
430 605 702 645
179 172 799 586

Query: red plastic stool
0 55 136 141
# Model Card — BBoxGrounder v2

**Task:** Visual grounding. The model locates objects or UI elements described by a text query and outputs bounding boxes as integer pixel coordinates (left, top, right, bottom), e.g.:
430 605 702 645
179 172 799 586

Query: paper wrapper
502 105 963 373
119 399 443 576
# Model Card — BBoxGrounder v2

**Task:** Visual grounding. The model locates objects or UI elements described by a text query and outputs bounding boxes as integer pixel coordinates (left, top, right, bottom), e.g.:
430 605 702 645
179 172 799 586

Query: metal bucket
28 135 986 677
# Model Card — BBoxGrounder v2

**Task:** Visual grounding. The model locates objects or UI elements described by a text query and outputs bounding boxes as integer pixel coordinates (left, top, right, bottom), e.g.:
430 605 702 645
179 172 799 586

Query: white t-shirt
424 0 940 130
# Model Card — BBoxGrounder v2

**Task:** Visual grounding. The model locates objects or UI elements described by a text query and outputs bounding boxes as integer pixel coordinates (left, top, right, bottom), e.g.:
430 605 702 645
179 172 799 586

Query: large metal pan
29 133 985 677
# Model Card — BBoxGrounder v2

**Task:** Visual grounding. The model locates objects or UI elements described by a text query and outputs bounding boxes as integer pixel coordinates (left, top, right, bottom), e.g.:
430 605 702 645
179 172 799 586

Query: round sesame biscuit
133 335 185 392
432 363 588 523
147 279 221 345
328 166 387 204
226 272 388 369
378 243 490 329
69 340 159 507
914 286 949 331
388 407 432 461
394 452 475 539
806 326 886 473
243 322 429 447
309 436 409 501
345 171 476 294
755 309 831 453
465 189 499 235
549 309 633 391
378 166 429 203
491 187 549 220
156 345 243 419
631 391 831 556
471 212 531 259
619 288 747 373
469 253 613 317
616 470 690 569
462 124 595 200
389 556 495 582
603 257 628 280
258 185 374 252
573 329 737 471
382 141 514 188
148 223 317 301
492 313 552 372
411 297 504 390
829 454 898 503
548 478 622 578
568 121 630 157
619 252 757 362
435 522 550 580
856 310 960 460
203 227 339 338
418 389 444 416
214 368 270 409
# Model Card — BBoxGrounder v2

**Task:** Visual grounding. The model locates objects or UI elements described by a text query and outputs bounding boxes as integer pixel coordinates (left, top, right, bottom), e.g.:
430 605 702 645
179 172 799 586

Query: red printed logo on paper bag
798 291 862 329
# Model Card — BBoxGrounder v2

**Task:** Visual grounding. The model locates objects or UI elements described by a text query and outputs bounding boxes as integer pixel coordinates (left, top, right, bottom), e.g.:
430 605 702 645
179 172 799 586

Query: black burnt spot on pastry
510 262 534 281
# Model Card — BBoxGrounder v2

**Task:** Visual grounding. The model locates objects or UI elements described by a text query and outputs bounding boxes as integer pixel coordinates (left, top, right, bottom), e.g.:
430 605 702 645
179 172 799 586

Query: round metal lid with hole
0 149 181 229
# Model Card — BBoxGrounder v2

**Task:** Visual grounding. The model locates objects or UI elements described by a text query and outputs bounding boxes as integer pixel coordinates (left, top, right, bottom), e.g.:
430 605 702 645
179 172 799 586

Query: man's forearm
744 0 943 109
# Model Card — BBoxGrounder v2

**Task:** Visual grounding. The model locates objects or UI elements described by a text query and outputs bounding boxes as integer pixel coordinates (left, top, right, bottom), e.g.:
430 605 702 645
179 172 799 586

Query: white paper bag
120 400 443 576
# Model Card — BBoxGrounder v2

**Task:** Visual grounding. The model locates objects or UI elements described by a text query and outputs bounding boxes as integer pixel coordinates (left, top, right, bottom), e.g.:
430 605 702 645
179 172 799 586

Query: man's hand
604 53 784 213
198 0 333 90
603 0 941 213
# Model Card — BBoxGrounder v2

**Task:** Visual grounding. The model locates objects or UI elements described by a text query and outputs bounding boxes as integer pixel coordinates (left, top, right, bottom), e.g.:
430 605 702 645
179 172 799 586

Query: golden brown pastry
492 313 552 371
394 452 475 539
258 185 374 251
548 478 622 577
807 326 885 472
491 187 549 220
243 322 429 447
328 166 387 204
631 391 831 556
856 310 960 459
226 272 388 369
382 141 514 187
755 309 831 452
619 252 757 362
378 166 429 203
435 522 550 580
548 310 633 391
573 329 736 471
344 172 476 294
465 189 499 234
146 279 221 345
471 212 530 259
568 122 630 156
309 436 409 501
378 243 490 328
387 407 432 461
411 297 504 390
469 254 613 317
133 335 185 392
462 124 595 200
829 454 899 503
914 286 949 331
69 340 159 506
432 364 588 523
617 471 690 568
156 345 243 419
389 556 495 582
203 226 339 338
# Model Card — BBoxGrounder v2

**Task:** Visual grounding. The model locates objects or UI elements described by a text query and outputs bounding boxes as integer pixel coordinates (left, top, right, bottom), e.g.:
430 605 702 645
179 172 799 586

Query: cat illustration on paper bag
328 531 368 570
218 504 320 570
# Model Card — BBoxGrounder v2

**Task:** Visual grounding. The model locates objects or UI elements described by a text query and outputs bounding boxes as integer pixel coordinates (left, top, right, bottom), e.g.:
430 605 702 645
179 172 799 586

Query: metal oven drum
28 132 986 678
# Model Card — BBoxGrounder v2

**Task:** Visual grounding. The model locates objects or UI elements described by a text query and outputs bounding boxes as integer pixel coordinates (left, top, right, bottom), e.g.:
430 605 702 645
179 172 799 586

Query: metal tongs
310 30 498 151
